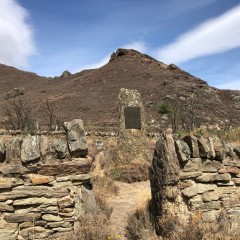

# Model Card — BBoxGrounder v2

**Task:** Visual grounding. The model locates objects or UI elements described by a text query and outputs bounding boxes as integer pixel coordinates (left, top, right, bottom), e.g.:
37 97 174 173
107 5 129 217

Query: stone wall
0 119 95 240
150 131 240 234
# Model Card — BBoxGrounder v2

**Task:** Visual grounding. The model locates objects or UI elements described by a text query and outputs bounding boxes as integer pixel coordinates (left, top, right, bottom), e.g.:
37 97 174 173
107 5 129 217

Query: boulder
0 202 14 212
37 158 92 176
63 119 88 157
182 158 202 172
213 137 225 160
197 136 210 158
42 214 62 222
21 135 40 163
201 160 222 173
206 137 216 159
6 137 22 164
219 167 240 175
0 164 28 175
27 174 55 185
181 183 217 197
58 196 74 209
53 139 69 159
19 226 48 239
0 186 68 201
13 197 58 206
0 218 18 240
196 173 231 183
180 171 202 180
202 191 220 202
0 141 6 162
0 177 12 189
225 144 235 157
4 213 41 223
183 135 199 158
81 184 96 214
233 146 240 158
175 140 191 164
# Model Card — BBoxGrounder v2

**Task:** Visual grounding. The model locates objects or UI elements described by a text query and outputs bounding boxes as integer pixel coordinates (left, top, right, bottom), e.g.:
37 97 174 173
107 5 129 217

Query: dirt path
108 180 151 239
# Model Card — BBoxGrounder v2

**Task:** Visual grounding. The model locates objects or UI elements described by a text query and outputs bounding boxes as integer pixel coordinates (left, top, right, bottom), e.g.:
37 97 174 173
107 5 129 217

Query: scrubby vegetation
125 203 240 240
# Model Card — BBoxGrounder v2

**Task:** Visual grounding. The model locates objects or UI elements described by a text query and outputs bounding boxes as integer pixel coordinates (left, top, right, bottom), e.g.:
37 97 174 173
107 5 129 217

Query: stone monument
117 88 150 163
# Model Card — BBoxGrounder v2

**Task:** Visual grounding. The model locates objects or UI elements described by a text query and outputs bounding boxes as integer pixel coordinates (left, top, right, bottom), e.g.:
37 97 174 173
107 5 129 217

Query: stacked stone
0 119 94 240
175 135 240 222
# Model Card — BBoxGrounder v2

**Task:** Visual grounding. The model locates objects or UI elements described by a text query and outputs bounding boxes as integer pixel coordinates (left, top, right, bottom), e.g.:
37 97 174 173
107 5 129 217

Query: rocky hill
0 49 240 131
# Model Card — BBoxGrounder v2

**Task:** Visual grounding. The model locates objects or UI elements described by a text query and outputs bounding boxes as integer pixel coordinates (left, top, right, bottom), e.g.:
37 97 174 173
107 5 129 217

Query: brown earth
0 48 240 131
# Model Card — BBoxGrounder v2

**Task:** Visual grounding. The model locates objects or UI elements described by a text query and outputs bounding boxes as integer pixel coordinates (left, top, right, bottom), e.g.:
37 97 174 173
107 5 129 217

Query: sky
0 0 240 90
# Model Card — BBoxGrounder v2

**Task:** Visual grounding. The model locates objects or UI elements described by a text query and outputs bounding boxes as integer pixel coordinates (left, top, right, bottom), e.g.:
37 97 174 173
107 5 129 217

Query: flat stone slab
38 158 92 176
0 186 68 201
181 183 217 197
4 213 41 223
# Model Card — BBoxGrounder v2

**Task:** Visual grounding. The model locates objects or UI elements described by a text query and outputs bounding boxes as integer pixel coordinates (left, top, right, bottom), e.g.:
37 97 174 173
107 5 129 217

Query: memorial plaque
124 107 141 129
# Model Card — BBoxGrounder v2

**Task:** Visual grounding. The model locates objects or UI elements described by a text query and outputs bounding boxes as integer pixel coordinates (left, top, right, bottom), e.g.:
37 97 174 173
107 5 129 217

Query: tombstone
117 88 150 163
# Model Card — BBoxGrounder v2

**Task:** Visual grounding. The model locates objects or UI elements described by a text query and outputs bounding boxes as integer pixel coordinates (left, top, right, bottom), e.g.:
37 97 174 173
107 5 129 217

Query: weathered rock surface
4 213 41 223
6 137 21 163
183 135 199 158
198 136 210 158
196 173 231 183
213 137 225 160
175 140 191 164
181 183 217 197
53 139 69 159
0 177 12 189
0 141 5 162
0 186 69 201
182 158 202 172
63 119 88 157
201 160 222 172
0 218 18 240
37 158 92 176
21 135 40 163
0 164 28 175
27 174 55 185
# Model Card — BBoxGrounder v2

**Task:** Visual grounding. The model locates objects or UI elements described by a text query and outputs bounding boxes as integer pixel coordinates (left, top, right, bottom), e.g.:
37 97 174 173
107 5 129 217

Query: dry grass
158 210 240 240
109 161 150 183
125 200 159 240
191 125 240 144
125 203 240 240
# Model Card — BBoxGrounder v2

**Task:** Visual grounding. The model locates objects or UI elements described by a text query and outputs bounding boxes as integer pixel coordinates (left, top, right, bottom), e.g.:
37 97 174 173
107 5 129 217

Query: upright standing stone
149 130 189 235
117 88 150 163
63 119 88 158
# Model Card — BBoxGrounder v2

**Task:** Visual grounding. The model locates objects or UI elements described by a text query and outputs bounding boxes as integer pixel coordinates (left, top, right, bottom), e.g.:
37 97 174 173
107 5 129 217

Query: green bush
158 103 170 114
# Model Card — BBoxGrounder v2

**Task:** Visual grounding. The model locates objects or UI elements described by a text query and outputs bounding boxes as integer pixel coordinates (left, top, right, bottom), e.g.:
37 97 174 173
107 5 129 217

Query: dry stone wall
150 131 240 234
0 119 95 240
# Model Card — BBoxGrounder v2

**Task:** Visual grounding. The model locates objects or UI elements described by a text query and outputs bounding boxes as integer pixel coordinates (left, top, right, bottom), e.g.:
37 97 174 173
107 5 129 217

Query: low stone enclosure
0 119 95 240
150 130 240 235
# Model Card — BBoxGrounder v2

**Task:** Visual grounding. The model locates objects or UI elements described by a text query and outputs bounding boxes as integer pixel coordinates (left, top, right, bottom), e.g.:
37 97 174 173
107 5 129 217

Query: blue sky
0 0 240 89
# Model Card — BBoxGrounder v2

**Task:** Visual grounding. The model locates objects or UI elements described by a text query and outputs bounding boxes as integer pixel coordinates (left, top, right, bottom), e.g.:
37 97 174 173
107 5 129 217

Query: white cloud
122 41 147 53
215 79 240 90
76 41 148 72
156 4 240 64
0 0 36 68
77 56 110 71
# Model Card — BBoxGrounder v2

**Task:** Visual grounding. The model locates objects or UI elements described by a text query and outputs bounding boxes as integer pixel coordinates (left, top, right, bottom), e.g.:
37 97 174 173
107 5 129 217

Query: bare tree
40 99 60 131
4 98 35 131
